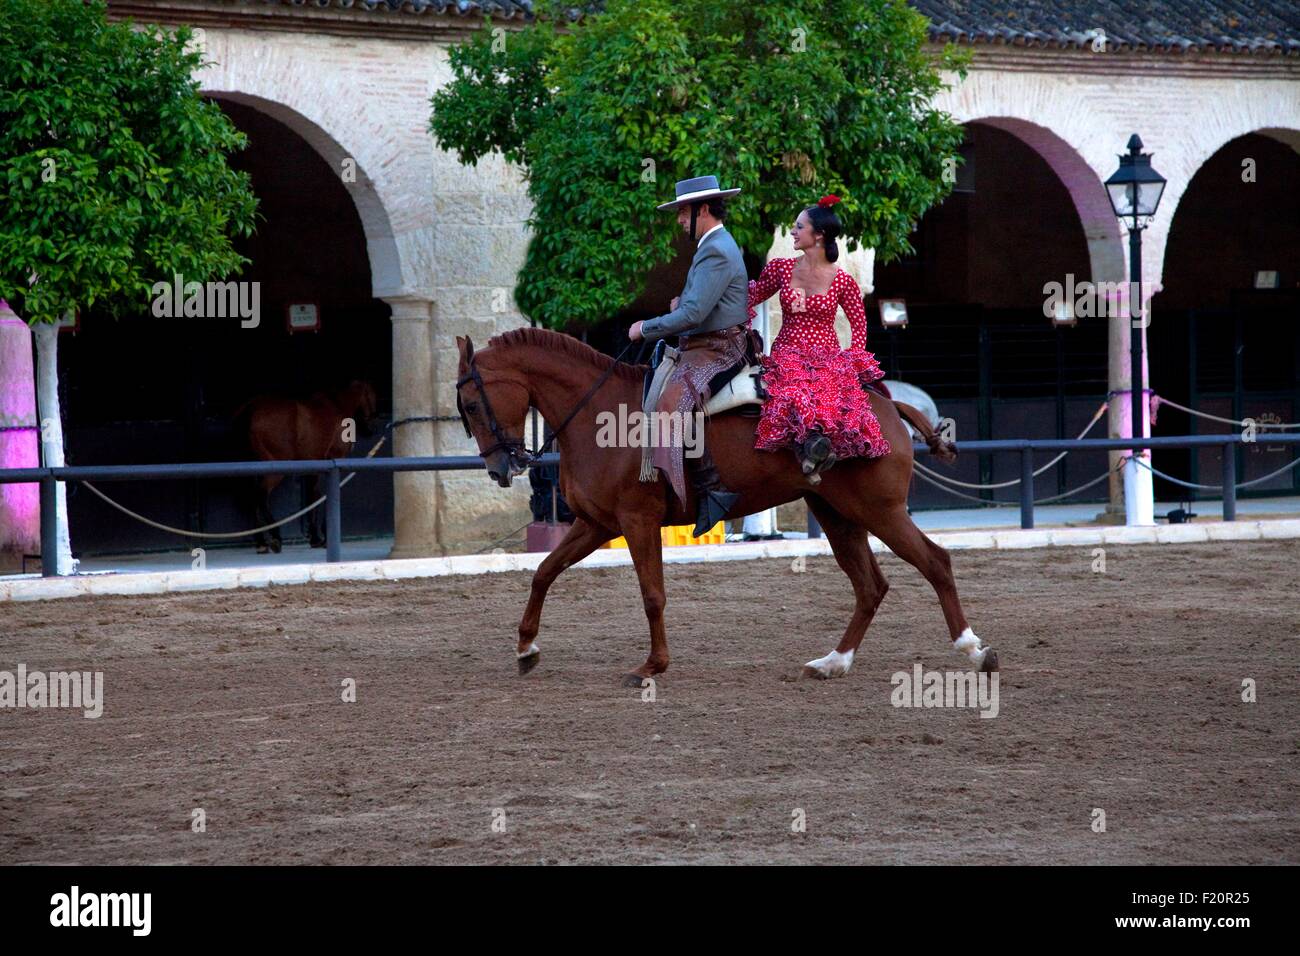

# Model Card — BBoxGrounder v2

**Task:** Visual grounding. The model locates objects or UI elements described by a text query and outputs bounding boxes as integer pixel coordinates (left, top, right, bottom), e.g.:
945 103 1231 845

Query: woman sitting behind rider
745 195 890 479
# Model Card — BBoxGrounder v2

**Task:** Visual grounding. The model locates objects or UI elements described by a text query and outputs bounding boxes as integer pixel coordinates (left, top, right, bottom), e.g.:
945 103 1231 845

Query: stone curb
2 519 1296 603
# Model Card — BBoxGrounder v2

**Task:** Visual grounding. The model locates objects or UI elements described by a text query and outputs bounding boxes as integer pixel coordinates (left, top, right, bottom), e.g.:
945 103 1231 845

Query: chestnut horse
237 380 378 553
455 329 997 685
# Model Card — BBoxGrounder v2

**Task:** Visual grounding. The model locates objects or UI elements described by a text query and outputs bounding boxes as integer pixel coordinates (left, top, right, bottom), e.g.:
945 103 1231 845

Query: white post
32 321 77 573
742 300 778 538
1122 290 1155 526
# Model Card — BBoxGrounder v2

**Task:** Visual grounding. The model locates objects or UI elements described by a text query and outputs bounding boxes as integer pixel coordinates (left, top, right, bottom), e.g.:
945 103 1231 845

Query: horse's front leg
618 515 669 688
516 517 612 674
307 475 326 549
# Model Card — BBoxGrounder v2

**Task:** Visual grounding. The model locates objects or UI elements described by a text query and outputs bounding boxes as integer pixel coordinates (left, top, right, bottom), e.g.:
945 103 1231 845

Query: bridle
455 338 644 470
455 355 533 474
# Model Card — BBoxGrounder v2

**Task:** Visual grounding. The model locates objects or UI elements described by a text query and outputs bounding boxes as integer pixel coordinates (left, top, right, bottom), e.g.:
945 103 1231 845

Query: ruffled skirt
754 345 891 460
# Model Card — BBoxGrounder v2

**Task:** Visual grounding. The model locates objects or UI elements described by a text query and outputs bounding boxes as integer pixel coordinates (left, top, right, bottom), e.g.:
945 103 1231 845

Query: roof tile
220 1 1300 55
911 0 1300 55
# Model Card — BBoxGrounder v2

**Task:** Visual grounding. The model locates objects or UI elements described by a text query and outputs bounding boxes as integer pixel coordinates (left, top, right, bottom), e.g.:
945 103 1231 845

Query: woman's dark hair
804 204 842 262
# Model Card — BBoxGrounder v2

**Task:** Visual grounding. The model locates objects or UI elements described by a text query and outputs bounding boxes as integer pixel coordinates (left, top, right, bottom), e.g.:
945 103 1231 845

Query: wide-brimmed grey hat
657 175 741 211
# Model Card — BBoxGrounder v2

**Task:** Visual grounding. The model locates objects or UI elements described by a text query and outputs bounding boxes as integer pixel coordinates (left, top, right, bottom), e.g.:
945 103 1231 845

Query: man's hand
670 296 680 311
628 320 645 341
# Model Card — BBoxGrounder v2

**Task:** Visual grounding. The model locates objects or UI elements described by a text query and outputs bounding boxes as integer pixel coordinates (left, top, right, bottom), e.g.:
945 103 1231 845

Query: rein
456 338 645 465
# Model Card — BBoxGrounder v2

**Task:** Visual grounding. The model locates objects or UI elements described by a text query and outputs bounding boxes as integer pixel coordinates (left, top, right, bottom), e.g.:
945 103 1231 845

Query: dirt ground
2 540 1297 865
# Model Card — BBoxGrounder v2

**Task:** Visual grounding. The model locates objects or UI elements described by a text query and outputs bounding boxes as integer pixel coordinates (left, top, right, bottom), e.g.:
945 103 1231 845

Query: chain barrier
74 416 452 540
912 401 1109 491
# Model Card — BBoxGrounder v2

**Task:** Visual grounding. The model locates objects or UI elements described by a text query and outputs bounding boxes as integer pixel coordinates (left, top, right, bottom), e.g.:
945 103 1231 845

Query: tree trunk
32 322 76 574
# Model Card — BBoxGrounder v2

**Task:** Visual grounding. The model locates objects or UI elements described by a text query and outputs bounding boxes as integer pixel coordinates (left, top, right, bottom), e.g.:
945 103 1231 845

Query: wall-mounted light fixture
1051 299 1076 327
879 299 908 329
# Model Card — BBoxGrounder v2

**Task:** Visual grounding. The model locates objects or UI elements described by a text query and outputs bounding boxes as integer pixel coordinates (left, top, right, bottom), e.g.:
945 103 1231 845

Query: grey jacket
640 225 748 341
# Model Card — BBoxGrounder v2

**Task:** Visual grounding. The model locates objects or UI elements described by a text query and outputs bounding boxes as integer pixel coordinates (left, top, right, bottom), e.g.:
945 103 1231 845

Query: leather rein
455 339 643 467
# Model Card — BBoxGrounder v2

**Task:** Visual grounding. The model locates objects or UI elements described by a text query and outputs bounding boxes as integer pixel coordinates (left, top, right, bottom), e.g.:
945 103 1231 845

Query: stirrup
804 453 838 486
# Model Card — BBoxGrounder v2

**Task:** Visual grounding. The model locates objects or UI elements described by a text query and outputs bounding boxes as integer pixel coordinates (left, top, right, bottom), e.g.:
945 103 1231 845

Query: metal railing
0 453 559 576
1 435 1297 577
949 434 1299 528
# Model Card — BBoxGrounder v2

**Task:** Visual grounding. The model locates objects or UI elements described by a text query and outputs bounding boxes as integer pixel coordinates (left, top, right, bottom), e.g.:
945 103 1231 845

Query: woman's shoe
799 433 833 475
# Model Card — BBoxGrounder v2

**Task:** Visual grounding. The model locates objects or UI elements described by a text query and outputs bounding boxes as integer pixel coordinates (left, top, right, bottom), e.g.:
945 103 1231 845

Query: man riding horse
628 175 748 538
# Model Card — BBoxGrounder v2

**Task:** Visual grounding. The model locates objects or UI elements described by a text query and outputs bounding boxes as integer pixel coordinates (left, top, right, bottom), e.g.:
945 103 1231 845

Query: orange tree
0 0 256 326
430 0 966 330
0 0 256 568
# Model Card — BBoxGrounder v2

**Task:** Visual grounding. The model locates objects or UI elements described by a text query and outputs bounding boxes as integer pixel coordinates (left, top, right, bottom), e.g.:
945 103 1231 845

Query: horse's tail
893 400 957 464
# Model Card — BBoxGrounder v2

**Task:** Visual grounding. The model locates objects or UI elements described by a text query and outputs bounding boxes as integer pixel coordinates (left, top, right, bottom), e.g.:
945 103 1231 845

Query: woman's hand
628 321 644 341
670 296 680 311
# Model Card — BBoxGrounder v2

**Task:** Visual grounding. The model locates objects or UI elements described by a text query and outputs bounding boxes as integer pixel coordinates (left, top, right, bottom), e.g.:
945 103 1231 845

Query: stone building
6 0 1296 562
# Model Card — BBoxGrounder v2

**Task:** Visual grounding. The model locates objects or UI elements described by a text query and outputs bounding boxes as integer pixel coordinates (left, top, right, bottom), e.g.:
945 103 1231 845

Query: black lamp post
1104 134 1167 450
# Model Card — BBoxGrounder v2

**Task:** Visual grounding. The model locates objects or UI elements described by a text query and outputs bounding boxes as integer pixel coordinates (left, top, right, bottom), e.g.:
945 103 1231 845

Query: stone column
386 295 440 558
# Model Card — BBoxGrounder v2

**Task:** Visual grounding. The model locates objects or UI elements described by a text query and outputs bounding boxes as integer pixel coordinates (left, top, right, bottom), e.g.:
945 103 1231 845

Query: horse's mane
487 327 647 383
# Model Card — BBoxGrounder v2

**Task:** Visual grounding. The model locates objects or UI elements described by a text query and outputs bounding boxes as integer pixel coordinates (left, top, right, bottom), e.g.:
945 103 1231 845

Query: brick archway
969 116 1126 288
204 90 404 300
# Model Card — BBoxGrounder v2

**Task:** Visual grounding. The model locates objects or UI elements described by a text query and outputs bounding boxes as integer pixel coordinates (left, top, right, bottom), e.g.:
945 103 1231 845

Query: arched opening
59 97 395 556
1150 131 1300 502
869 120 1118 508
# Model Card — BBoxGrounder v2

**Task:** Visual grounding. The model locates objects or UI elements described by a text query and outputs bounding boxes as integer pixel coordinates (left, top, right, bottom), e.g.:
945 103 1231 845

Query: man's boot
690 445 738 538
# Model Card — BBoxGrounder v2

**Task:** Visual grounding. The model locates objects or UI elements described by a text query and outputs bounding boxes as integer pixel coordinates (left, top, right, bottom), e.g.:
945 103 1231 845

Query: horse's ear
463 336 475 362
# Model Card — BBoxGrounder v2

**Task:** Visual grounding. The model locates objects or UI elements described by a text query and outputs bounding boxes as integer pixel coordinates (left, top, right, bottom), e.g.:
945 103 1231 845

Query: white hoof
517 642 541 674
802 648 854 680
953 628 989 668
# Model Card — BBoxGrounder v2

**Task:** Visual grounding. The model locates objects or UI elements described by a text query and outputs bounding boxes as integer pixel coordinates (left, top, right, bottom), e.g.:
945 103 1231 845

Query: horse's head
455 336 532 488
338 380 380 436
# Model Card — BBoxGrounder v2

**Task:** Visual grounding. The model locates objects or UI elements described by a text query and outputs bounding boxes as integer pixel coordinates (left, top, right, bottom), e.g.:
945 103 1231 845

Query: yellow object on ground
605 523 725 549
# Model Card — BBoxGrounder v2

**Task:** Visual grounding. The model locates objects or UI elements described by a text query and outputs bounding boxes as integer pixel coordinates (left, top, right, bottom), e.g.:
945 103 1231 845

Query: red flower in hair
818 194 841 208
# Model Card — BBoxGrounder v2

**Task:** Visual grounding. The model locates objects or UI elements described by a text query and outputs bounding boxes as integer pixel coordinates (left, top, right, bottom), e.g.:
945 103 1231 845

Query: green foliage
0 0 257 325
430 0 967 330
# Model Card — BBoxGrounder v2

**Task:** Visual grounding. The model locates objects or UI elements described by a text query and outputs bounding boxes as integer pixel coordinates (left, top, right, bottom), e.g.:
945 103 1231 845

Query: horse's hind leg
249 478 278 554
867 505 997 672
261 475 284 553
516 517 612 674
247 481 270 554
801 497 889 680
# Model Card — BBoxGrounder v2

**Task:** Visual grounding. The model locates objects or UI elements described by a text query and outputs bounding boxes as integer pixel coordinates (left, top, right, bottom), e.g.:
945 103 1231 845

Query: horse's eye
465 402 479 414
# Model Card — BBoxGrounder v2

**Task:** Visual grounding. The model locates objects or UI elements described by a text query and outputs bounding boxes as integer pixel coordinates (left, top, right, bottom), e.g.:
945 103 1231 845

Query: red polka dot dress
746 256 890 460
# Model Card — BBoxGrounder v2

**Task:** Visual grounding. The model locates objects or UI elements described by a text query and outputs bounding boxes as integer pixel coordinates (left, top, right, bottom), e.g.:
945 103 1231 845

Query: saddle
703 362 766 416
641 329 768 422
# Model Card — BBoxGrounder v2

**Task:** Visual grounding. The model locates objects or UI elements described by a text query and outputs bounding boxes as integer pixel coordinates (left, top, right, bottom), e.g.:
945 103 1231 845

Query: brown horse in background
237 380 378 553
455 328 998 685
